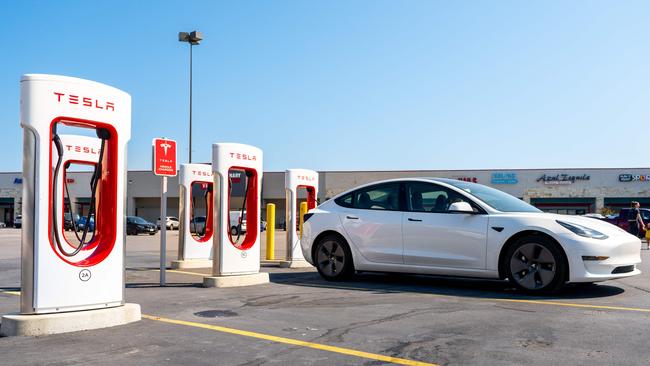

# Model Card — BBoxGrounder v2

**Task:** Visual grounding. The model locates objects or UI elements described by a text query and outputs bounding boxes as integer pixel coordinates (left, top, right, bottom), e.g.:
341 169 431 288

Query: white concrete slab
0 303 141 337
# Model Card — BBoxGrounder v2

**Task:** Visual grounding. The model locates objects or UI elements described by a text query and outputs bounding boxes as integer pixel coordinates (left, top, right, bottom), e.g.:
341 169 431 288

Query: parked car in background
64 213 81 231
0 222 6 228
229 211 247 236
603 208 650 233
126 216 158 235
260 220 266 232
190 216 206 235
77 215 95 232
157 216 180 230
582 213 606 220
14 215 21 229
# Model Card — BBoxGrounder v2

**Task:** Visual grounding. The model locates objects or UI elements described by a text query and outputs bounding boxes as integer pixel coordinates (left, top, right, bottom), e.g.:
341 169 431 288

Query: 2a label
79 269 92 282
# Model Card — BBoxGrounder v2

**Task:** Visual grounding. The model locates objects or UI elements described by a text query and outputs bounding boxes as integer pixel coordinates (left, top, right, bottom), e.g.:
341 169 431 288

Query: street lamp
178 30 203 163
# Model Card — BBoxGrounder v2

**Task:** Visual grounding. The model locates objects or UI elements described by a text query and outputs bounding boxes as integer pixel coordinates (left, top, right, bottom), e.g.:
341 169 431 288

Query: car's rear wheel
506 235 567 294
314 235 354 281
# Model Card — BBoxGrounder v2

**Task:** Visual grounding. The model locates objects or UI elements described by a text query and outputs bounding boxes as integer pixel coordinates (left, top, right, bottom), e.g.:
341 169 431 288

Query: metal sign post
152 138 178 286
160 176 167 286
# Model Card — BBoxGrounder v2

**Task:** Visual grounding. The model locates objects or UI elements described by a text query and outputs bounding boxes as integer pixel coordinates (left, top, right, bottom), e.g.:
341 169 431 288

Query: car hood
499 212 630 238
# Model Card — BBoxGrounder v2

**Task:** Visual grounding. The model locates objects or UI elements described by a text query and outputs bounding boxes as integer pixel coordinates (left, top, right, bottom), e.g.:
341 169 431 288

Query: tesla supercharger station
203 143 269 288
0 74 141 337
282 169 318 268
172 163 214 269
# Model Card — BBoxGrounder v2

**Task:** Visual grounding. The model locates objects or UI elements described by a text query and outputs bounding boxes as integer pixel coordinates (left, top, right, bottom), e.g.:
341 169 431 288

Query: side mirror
448 201 474 214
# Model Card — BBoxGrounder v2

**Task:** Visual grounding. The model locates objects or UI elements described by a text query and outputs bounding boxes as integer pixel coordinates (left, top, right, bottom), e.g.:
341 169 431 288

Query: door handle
407 218 422 222
346 215 359 220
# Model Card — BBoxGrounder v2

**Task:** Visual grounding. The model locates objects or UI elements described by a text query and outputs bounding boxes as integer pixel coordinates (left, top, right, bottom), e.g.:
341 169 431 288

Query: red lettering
83 97 92 107
95 99 103 109
106 102 114 111
54 92 64 102
69 95 79 104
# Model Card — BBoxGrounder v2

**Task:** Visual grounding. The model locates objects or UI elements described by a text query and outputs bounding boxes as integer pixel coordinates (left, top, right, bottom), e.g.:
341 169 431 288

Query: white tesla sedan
301 178 642 293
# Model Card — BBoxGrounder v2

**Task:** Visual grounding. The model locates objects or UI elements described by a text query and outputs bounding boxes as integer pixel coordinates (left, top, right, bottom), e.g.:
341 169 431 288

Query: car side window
352 183 400 211
406 182 475 213
335 193 353 208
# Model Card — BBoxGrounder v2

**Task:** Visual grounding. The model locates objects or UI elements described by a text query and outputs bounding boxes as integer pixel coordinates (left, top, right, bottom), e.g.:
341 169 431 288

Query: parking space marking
1 290 436 364
139 269 650 314
289 282 650 314
0 289 20 296
142 314 437 366
493 298 650 313
161 269 208 277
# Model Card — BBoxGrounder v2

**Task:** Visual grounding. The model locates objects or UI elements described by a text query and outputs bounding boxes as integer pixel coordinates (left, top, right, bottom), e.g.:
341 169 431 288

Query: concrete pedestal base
279 260 313 268
171 259 213 269
0 303 141 337
203 272 269 288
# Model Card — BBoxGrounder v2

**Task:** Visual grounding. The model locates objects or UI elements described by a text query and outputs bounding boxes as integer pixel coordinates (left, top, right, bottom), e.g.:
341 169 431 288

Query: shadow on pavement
268 270 625 301
0 287 20 292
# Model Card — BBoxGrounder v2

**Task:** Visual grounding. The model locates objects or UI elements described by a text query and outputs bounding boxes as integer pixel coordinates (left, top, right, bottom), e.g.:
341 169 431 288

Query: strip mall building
1 167 649 226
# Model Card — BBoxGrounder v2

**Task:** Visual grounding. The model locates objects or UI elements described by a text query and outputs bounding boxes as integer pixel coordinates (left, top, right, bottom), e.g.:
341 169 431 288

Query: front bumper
561 233 642 282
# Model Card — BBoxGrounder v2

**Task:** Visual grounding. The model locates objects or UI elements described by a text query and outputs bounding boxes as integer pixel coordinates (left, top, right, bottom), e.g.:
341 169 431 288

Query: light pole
178 30 203 163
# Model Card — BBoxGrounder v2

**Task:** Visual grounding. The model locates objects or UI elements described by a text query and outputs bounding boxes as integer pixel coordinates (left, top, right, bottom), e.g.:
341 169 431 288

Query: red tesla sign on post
152 138 177 177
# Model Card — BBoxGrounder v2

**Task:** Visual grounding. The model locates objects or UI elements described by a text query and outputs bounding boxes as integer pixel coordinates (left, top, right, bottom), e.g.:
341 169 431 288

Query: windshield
437 179 541 213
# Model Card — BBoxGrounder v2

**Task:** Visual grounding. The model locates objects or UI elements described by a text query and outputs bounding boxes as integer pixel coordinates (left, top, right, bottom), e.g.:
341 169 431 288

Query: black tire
313 234 355 281
505 235 567 294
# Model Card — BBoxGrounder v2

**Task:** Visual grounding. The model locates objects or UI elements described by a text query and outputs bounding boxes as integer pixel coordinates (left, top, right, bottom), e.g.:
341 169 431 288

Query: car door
338 182 404 264
402 181 488 269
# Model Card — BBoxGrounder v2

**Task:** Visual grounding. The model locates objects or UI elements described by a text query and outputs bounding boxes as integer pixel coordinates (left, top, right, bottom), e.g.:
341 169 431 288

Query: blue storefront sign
491 172 518 184
13 178 22 184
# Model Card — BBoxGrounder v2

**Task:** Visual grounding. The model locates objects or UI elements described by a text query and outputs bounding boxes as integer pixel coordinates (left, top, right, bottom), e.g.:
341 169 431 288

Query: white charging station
203 143 269 287
1 74 140 337
172 163 214 269
282 169 318 268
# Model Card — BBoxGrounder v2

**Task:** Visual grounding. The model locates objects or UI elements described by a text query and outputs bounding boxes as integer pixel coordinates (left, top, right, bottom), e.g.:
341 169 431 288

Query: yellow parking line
0 290 435 365
292 282 650 314
142 314 437 366
142 269 650 314
0 289 20 296
491 298 650 313
7 278 650 315
166 269 207 277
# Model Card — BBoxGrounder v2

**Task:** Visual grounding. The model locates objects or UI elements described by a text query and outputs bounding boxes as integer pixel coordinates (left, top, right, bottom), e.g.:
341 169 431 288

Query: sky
0 1 648 172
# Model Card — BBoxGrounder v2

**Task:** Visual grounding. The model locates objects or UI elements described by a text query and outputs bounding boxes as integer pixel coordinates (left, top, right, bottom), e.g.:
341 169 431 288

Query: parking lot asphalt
1 228 650 365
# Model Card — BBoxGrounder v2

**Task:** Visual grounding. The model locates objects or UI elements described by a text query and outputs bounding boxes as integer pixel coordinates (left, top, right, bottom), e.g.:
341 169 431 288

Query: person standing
628 201 645 239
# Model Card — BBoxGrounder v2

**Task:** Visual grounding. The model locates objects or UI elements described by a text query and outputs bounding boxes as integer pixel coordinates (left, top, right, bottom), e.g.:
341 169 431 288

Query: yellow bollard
266 203 275 260
299 201 308 240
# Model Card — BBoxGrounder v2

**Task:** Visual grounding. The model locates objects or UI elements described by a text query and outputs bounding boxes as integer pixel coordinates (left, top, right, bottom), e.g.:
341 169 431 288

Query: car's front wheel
506 235 567 294
314 235 354 281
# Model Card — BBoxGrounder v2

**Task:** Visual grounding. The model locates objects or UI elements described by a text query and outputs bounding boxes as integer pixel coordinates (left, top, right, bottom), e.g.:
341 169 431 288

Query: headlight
556 220 608 240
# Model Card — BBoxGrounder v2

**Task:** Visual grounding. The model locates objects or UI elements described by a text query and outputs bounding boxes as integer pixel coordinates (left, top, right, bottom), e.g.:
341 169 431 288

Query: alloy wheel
509 243 557 290
317 240 346 277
